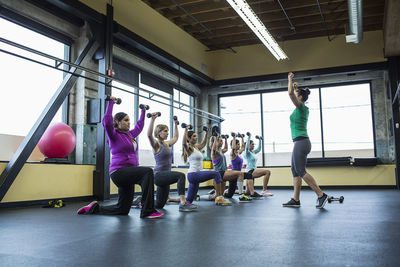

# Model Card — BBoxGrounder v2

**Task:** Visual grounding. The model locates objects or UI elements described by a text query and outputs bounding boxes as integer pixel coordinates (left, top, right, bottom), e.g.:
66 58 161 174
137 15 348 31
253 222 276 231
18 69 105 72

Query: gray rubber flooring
1 189 400 267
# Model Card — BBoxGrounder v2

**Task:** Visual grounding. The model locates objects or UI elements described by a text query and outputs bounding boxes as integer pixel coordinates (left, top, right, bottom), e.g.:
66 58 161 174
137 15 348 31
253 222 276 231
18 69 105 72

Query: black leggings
225 172 253 198
154 171 186 209
96 166 157 217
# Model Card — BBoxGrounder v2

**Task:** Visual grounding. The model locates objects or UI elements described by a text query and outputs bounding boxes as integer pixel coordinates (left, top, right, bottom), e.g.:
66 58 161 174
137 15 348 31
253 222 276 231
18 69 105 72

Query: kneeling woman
77 97 163 219
182 125 230 206
210 134 254 201
147 113 195 212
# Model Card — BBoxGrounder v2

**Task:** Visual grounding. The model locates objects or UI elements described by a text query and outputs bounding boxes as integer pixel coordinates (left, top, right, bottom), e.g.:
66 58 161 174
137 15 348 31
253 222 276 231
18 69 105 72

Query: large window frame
219 81 376 167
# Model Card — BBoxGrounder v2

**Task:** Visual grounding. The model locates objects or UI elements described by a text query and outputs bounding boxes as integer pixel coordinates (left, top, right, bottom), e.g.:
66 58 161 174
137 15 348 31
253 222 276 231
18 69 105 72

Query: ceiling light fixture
226 0 288 60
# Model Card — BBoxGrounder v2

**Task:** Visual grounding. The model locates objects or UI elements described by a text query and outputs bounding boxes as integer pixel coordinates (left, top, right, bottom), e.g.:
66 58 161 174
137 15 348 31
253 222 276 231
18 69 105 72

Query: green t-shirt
290 102 309 139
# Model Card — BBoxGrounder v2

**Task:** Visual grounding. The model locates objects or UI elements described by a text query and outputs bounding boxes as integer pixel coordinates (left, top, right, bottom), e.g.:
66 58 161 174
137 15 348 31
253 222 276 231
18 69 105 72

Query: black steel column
388 56 400 189
0 39 99 201
93 4 113 200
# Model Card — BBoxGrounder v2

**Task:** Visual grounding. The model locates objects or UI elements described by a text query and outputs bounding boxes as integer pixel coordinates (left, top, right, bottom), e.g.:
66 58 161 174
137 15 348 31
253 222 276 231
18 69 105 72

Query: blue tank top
212 151 227 171
231 155 243 171
153 143 172 174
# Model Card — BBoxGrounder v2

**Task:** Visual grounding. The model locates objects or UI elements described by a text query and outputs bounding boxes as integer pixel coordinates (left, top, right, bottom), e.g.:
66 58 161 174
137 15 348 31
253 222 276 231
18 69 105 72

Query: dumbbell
255 135 263 140
327 196 344 203
246 132 251 136
181 123 193 130
146 112 161 118
237 133 244 138
173 116 179 125
203 126 209 132
211 125 220 137
221 134 229 139
105 96 121 104
139 104 150 110
231 132 236 137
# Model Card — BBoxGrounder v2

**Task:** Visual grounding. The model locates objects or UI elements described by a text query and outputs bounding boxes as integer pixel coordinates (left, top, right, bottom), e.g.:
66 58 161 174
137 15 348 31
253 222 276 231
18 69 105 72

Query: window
173 89 193 166
220 94 262 166
321 83 374 157
0 17 67 137
219 82 375 167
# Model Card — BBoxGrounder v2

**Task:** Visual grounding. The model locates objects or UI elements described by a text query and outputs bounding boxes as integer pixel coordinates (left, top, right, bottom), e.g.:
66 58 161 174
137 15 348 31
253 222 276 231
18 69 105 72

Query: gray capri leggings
291 138 311 178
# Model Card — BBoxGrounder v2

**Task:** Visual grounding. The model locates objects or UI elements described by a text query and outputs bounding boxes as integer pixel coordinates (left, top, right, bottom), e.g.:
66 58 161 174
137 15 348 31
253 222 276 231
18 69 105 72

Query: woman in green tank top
283 72 328 209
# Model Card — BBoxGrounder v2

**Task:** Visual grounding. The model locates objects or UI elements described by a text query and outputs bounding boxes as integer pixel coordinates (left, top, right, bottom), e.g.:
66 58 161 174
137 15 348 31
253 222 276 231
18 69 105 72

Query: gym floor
1 189 399 267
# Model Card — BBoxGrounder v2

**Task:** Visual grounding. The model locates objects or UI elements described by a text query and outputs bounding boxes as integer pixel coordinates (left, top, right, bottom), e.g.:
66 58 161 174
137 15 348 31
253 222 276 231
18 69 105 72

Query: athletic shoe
239 194 252 202
145 212 164 219
215 196 232 206
316 193 328 209
261 190 274 196
251 192 264 199
77 201 98 214
179 202 197 212
132 196 142 209
208 189 216 195
282 198 301 207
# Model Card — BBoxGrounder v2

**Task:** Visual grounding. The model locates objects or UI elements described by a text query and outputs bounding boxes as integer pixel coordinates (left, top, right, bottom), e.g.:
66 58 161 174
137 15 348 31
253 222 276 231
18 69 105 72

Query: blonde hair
154 124 168 140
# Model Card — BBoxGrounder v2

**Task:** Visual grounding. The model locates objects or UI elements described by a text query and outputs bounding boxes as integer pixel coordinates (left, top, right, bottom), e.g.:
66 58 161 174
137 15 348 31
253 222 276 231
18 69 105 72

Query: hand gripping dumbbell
181 123 193 130
221 134 229 139
211 125 220 137
237 133 244 138
146 112 161 118
231 132 236 138
139 104 150 110
203 126 209 132
327 196 344 203
246 132 251 137
173 116 179 125
255 135 263 140
105 96 121 104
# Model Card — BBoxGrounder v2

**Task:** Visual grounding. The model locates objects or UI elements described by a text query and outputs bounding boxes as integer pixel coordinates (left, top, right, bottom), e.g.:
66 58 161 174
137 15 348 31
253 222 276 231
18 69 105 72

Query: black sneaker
316 193 328 209
239 194 252 202
250 192 264 199
282 198 301 207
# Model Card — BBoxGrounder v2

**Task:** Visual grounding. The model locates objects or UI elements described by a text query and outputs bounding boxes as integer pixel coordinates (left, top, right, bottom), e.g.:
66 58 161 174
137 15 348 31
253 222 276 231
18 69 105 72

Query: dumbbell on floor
146 112 161 118
327 196 344 203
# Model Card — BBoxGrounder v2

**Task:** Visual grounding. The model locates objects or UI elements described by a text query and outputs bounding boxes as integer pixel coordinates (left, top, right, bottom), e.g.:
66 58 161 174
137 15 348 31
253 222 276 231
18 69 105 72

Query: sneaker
316 193 328 209
215 196 232 206
261 190 274 196
251 192 264 199
282 198 301 207
145 212 164 219
179 202 197 212
77 201 98 214
239 194 252 202
132 196 142 209
208 188 216 195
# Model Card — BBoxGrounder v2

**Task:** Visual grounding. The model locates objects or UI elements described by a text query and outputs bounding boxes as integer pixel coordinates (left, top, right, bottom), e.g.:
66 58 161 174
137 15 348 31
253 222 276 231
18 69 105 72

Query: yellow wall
208 30 385 80
79 0 211 76
1 162 395 203
78 1 384 80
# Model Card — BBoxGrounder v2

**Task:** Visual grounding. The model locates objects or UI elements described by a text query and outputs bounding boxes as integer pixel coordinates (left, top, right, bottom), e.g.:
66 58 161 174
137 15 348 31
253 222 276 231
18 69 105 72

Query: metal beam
0 38 99 201
93 4 113 201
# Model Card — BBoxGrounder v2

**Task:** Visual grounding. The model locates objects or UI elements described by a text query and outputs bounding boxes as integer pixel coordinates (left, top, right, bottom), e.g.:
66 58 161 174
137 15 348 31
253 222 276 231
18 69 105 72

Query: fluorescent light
226 0 288 60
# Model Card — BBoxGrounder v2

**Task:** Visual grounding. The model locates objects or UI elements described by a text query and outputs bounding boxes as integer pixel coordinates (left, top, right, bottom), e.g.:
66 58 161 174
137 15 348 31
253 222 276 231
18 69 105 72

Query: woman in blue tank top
147 112 196 212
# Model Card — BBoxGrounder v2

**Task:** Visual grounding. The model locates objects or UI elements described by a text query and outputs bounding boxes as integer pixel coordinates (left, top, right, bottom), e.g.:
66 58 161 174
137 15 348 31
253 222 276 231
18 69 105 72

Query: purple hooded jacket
102 100 146 174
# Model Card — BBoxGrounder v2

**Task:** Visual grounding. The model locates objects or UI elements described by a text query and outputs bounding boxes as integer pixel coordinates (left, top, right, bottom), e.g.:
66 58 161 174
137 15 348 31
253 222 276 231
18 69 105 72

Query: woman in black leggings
77 97 163 218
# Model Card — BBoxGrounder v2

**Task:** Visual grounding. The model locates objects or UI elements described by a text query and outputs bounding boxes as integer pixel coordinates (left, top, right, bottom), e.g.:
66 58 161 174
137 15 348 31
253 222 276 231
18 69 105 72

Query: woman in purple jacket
77 97 163 219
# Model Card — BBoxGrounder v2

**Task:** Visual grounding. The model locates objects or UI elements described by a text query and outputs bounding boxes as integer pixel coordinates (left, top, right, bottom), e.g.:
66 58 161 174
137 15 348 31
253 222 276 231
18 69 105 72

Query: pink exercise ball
38 122 76 158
